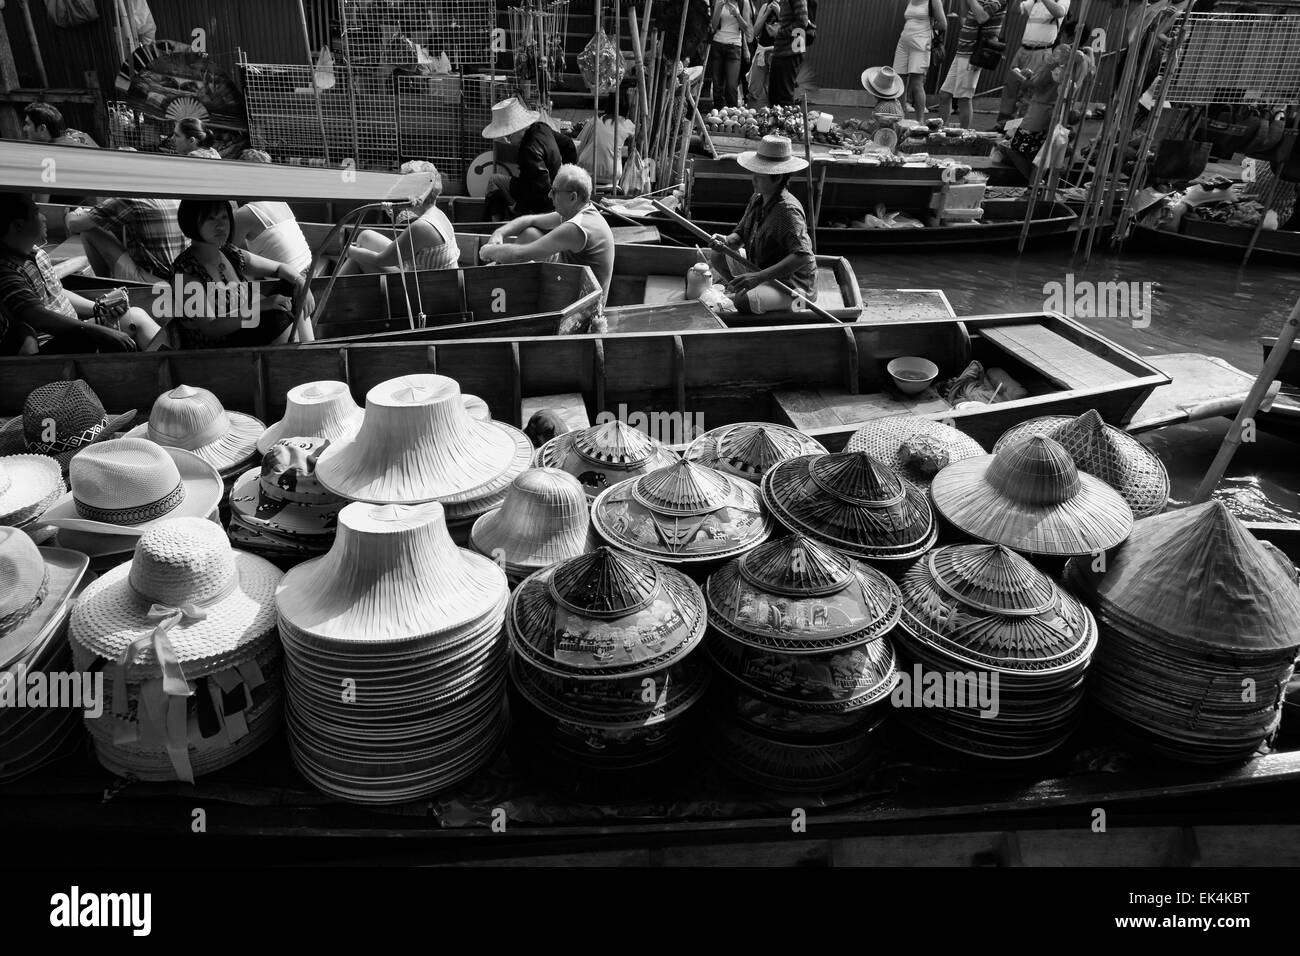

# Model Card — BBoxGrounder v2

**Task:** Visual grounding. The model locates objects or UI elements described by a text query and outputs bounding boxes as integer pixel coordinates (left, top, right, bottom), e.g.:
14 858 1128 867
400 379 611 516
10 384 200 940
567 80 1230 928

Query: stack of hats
684 422 826 484
0 527 89 783
0 455 64 541
761 451 937 565
69 518 284 782
994 410 1170 518
703 534 901 791
1065 501 1300 763
845 416 986 489
256 380 365 455
507 547 711 782
43 438 225 567
537 419 679 500
930 435 1134 557
126 385 264 480
228 438 346 562
0 380 136 475
277 501 511 804
591 459 773 567
895 544 1099 759
470 468 596 586
314 375 533 544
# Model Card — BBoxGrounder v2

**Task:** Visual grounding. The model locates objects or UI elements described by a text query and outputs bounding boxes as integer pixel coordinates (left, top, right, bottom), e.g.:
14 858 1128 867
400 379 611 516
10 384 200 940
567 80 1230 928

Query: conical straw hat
276 500 508 645
930 436 1133 557
993 410 1169 519
470 468 595 571
537 419 679 500
845 416 985 488
685 423 827 483
1066 500 1300 654
257 381 364 454
314 375 533 505
125 385 264 474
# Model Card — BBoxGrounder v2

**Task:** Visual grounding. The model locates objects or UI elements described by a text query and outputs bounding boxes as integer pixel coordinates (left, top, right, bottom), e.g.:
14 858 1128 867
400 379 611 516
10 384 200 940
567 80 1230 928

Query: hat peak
550 546 659 616
986 435 1081 504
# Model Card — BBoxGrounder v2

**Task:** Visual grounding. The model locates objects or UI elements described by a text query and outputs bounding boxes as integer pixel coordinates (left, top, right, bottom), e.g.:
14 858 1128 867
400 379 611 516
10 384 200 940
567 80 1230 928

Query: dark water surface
846 244 1300 521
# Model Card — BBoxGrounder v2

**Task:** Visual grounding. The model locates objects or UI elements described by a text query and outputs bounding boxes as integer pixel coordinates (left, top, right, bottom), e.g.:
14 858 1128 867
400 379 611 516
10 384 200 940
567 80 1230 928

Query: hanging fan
164 96 210 122
116 39 247 132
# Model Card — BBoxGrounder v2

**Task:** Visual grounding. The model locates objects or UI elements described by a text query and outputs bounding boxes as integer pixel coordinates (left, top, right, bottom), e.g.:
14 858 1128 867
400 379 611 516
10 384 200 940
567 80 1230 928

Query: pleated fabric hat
126 385 264 476
0 455 64 528
470 468 596 585
762 452 937 562
684 423 827 484
930 436 1134 557
257 381 364 455
993 410 1170 519
537 419 679 500
845 416 986 488
315 375 532 507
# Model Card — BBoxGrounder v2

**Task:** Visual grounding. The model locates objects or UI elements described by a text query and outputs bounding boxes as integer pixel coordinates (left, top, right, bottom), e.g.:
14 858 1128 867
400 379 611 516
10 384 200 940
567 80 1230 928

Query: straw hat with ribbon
861 66 905 100
993 410 1170 519
737 135 809 175
0 455 64 527
930 435 1134 557
315 374 533 507
470 468 596 584
126 385 264 476
257 381 365 455
69 517 283 783
0 380 136 470
482 97 541 139
0 525 88 671
845 416 986 489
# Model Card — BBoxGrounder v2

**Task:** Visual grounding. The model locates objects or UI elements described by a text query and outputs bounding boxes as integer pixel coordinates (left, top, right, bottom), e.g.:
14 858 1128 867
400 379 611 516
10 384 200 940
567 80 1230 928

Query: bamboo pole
337 0 362 166
614 0 623 185
1052 54 1103 191
1192 299 1300 503
801 92 817 254
1242 172 1282 268
17 1 47 89
1111 55 1180 247
592 0 603 186
297 0 333 166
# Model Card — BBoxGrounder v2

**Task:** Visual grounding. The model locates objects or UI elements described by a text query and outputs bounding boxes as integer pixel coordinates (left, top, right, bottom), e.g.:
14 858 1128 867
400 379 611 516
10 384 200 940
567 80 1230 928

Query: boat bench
773 386 953 434
641 268 849 310
978 323 1135 391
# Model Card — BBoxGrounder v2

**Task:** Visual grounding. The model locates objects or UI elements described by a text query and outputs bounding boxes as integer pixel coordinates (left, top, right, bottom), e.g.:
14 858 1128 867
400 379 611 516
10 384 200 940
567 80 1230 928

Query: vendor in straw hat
707 135 817 315
481 97 578 223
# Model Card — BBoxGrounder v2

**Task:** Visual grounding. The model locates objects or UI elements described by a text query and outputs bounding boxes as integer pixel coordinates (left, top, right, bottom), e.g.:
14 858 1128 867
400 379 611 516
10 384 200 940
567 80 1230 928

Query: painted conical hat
761 452 937 560
1065 500 1300 654
845 416 985 488
993 410 1169 519
470 468 596 571
537 420 679 500
685 423 827 483
930 436 1134 557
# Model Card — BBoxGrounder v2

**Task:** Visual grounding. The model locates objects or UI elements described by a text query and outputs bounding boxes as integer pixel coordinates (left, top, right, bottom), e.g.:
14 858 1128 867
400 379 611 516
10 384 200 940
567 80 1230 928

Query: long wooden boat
1130 202 1300 267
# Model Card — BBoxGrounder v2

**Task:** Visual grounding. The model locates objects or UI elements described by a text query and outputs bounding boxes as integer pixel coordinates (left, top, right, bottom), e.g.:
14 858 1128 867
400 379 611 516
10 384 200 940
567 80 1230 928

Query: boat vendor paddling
481 97 578 222
480 164 615 304
707 135 817 315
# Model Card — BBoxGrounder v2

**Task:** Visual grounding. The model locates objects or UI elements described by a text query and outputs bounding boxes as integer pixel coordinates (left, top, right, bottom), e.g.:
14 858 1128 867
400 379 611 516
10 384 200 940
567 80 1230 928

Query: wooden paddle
647 198 840 324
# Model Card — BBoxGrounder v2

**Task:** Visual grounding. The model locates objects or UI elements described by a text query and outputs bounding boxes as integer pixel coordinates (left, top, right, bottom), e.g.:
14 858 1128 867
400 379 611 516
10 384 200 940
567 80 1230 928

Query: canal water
846 244 1300 522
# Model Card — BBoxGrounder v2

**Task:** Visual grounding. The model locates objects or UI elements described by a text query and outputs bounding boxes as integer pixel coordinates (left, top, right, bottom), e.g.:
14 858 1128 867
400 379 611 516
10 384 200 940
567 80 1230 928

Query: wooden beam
0 3 24 139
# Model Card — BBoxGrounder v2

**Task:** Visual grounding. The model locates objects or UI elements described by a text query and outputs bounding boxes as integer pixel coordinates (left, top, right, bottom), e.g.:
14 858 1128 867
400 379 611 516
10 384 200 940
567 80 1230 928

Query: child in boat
336 161 460 275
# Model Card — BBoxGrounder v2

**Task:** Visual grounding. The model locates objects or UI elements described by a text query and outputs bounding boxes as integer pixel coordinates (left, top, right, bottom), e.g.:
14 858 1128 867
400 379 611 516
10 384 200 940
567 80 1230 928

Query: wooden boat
1262 335 1300 389
1130 202 1300 267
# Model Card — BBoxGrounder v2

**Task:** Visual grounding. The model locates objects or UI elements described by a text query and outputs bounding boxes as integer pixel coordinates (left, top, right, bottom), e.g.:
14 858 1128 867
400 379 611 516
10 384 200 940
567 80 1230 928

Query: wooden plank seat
773 387 954 434
979 323 1135 391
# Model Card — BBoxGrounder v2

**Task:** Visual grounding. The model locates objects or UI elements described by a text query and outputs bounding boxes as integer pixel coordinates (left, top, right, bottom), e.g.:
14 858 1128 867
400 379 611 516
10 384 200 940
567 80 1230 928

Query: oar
647 198 841 324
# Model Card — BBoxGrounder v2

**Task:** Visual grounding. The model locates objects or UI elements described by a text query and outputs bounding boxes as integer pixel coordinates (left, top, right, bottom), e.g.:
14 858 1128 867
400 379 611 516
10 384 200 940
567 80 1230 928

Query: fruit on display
703 105 845 146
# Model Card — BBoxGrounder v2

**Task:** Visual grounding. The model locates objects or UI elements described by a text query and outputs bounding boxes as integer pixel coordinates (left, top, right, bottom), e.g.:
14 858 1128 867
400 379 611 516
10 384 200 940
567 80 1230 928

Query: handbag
969 16 1007 71
1154 106 1211 181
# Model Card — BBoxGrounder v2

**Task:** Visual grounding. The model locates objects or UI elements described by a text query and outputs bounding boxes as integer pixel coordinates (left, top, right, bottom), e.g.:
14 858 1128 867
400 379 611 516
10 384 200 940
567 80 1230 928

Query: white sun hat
256 381 365 455
482 96 540 139
126 385 264 475
0 454 64 526
470 467 596 582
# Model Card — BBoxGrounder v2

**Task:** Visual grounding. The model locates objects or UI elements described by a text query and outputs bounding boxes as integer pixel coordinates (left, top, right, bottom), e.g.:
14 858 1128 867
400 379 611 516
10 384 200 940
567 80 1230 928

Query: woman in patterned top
336 161 460 275
168 117 222 159
167 200 314 348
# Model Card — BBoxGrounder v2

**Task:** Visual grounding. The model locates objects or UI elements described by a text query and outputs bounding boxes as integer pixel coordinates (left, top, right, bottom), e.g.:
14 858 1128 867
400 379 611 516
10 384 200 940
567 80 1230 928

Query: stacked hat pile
538 419 679 500
0 527 90 783
895 544 1099 759
761 451 937 566
507 547 711 784
684 422 826 484
470 468 596 586
69 518 284 782
229 439 346 562
703 534 900 791
845 416 986 489
277 501 511 804
314 375 533 544
0 455 64 541
591 459 773 569
126 384 264 480
1065 501 1300 764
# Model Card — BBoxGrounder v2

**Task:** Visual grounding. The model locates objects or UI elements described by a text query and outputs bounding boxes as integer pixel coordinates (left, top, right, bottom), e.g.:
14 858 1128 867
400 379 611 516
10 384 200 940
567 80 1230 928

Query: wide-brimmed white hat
41 438 224 537
0 526 88 671
0 454 64 526
257 381 365 455
126 385 264 475
470 468 596 580
737 135 809 175
482 97 541 139
315 374 533 506
861 66 904 100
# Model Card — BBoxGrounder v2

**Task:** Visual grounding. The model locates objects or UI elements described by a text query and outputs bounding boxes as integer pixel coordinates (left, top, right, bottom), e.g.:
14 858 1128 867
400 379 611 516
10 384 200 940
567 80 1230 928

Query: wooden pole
337 0 362 166
1193 299 1300 503
297 0 333 166
592 0 603 186
17 1 48 89
1241 172 1282 268
614 0 623 186
801 93 817 254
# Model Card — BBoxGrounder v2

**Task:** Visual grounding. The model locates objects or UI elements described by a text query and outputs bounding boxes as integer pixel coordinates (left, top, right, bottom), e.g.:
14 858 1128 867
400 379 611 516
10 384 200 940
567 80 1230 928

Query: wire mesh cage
1164 12 1300 106
339 0 497 74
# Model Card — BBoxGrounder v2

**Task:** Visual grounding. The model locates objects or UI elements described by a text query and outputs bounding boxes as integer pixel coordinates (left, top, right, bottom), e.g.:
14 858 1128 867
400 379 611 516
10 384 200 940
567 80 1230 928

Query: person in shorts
894 0 946 123
938 0 1006 130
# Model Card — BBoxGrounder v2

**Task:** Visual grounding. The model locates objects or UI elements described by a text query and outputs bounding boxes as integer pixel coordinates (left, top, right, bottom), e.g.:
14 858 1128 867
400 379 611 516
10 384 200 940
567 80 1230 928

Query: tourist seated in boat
65 193 186 284
706 135 817 314
233 149 315 278
0 193 163 355
168 117 222 159
22 102 99 149
481 97 578 222
479 163 615 303
165 199 314 348
335 161 459 276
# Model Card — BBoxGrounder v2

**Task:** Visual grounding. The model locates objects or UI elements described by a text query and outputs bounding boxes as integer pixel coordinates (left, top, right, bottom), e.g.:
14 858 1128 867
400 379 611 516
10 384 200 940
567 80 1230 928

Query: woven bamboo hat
537 419 680 501
930 436 1134 557
315 375 532 506
993 410 1170 519
0 526 88 670
256 381 364 455
41 438 225 537
737 135 809 175
125 385 264 475
845 416 986 488
761 452 937 561
0 380 136 470
0 455 63 526
470 468 596 580
482 97 540 139
684 423 826 483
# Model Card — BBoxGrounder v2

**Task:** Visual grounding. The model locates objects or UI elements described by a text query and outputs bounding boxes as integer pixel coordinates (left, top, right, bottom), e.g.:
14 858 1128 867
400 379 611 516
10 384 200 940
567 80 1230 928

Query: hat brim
126 411 265 474
482 112 540 139
40 447 224 536
256 409 365 456
737 152 810 175
0 547 89 670
861 70 905 100
53 525 142 559
229 467 341 537
0 456 64 523
0 410 138 470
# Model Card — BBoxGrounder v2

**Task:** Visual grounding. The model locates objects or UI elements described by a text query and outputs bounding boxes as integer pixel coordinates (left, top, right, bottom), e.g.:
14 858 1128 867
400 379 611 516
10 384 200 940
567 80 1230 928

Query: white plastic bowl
887 357 939 395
